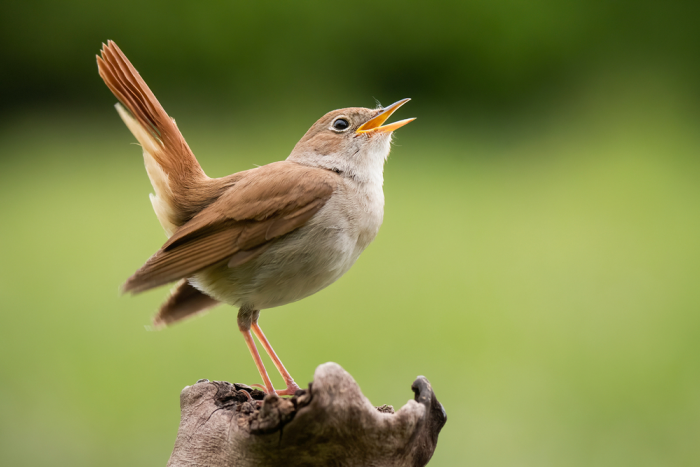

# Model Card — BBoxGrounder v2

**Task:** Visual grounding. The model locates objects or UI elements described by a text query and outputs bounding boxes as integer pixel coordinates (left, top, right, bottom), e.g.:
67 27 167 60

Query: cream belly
190 183 384 310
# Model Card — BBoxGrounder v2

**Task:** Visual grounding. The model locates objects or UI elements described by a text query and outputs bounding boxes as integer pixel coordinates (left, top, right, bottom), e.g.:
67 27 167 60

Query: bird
96 41 414 396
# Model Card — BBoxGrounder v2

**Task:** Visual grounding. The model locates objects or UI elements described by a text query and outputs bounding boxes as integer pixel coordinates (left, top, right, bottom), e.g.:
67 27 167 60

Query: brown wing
152 279 221 328
122 162 339 294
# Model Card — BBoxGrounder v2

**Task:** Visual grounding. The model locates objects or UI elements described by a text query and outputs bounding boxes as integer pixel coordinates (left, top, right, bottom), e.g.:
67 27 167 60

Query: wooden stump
167 362 447 466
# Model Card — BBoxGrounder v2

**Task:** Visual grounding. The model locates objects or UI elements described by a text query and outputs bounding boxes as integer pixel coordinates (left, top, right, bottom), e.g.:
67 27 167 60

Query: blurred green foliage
1 2 700 467
2 0 699 113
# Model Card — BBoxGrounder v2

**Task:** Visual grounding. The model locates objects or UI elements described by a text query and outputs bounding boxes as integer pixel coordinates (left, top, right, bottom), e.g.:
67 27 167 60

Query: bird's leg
238 307 276 394
240 330 276 394
251 321 301 396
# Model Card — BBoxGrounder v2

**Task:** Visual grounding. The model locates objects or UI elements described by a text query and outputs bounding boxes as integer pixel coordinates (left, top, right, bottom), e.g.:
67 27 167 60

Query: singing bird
97 41 414 395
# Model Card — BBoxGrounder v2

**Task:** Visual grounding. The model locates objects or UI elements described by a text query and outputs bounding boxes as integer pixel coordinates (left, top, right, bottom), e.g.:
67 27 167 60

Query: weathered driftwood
167 362 447 466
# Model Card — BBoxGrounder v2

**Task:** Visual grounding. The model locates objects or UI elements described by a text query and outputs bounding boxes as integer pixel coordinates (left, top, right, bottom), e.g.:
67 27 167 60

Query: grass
1 90 699 466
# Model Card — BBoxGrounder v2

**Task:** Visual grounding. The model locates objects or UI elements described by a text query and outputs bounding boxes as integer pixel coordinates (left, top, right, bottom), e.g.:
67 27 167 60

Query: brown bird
97 41 414 395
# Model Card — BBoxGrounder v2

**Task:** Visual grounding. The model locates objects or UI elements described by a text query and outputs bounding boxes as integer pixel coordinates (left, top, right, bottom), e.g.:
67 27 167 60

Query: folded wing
123 162 339 294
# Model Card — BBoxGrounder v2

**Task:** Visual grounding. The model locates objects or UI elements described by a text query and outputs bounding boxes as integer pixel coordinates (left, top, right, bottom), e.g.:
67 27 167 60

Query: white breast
191 177 385 310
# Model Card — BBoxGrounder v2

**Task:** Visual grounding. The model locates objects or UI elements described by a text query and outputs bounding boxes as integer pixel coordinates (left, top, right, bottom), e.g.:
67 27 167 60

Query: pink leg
240 329 276 395
251 322 301 396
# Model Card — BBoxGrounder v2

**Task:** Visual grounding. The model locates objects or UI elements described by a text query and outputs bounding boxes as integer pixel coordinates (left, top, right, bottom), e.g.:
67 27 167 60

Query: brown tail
97 40 216 234
153 279 220 328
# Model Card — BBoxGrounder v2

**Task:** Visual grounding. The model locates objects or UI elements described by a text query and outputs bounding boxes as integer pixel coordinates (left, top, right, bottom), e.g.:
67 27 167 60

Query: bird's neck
287 136 391 187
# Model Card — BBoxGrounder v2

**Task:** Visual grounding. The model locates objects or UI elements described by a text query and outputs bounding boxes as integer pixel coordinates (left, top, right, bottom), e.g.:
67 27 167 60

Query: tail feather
98 40 241 294
97 40 209 234
97 40 202 178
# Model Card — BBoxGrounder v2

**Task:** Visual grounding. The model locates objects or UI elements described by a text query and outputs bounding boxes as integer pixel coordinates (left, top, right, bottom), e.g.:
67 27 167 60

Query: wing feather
152 279 220 328
123 162 339 294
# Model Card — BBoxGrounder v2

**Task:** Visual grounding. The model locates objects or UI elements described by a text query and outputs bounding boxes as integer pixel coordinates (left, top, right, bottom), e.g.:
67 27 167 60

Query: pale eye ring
332 118 350 131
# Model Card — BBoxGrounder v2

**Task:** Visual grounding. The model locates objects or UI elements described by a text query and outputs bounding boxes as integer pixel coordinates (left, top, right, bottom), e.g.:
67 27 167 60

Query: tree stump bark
167 362 447 466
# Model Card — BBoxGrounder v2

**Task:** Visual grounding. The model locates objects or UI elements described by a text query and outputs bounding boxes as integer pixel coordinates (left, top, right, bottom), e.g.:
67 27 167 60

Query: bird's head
287 99 414 184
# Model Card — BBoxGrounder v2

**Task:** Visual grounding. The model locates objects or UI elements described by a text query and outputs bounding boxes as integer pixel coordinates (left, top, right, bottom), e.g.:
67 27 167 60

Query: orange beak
356 98 415 134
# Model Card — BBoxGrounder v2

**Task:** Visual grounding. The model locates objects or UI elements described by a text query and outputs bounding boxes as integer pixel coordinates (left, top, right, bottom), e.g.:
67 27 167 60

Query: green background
1 1 699 465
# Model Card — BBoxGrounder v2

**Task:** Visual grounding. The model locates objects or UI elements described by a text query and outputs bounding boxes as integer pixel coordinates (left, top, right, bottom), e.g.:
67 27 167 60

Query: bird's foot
250 383 270 392
275 381 301 396
250 381 300 396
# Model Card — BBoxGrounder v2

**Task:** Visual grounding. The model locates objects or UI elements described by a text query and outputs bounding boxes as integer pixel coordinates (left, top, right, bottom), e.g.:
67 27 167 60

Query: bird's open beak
356 98 415 134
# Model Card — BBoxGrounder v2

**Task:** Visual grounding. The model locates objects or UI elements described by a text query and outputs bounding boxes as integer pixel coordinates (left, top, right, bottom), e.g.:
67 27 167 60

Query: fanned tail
97 40 210 235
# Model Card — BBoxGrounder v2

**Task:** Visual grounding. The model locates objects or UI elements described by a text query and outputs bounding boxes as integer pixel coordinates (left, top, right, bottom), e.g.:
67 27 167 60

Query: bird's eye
332 118 349 131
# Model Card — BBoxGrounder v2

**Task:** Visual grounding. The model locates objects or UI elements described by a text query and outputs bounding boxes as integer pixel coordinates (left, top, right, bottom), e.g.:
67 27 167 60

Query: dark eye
332 118 349 131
